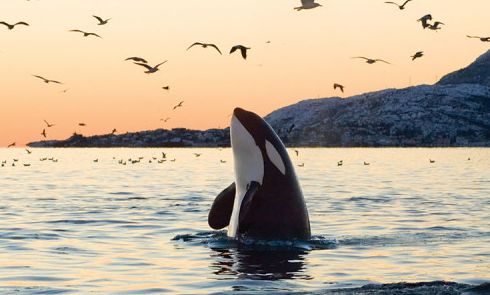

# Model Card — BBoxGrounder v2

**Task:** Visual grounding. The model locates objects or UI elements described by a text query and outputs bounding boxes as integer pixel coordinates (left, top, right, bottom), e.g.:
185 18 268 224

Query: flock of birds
0 145 470 168
2 0 489 148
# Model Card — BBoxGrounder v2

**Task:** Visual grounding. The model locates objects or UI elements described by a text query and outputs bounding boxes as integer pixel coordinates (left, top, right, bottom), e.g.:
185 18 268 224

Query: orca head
228 107 291 238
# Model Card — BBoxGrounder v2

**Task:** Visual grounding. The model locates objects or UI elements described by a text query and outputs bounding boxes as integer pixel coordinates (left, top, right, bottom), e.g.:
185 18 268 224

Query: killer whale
208 107 311 240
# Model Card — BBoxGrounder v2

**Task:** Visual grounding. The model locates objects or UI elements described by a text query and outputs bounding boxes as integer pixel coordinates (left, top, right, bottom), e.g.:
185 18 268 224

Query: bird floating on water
187 42 222 55
467 35 490 42
384 0 412 10
333 83 345 93
69 29 101 38
93 15 111 25
411 51 424 61
0 21 29 30
230 45 250 60
294 0 322 11
33 75 62 84
134 61 167 74
352 56 391 64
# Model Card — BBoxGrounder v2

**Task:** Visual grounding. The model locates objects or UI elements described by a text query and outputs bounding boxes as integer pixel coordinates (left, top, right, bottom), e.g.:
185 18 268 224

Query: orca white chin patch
228 115 264 238
265 140 286 175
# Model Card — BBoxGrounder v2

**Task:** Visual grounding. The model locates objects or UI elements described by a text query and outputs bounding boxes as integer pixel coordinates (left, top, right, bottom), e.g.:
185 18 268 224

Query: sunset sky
1 0 489 146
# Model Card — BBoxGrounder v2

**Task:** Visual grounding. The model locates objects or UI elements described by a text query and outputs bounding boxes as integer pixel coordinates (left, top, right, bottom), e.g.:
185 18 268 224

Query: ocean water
0 148 489 294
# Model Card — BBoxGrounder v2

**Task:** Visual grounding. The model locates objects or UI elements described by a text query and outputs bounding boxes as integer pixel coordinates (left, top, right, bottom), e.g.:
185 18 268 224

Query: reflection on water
0 148 489 294
211 248 310 280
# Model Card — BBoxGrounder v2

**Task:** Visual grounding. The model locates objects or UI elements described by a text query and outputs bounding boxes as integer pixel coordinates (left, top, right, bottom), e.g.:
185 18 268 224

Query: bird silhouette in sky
230 45 251 60
466 35 490 42
134 61 167 74
384 0 412 10
428 21 444 31
187 42 222 55
33 75 62 84
352 56 391 64
294 0 322 11
160 117 171 122
41 129 47 138
333 83 345 93
7 142 16 148
417 14 433 29
173 101 184 110
0 21 29 30
93 15 111 25
467 35 490 42
111 128 117 134
78 123 86 126
125 57 148 63
411 51 424 61
162 86 170 90
44 120 55 127
69 29 101 38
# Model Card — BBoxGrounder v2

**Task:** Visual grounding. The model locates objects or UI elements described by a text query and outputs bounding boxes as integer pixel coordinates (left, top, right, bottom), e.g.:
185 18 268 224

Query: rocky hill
28 50 490 147
438 50 490 87
28 128 229 148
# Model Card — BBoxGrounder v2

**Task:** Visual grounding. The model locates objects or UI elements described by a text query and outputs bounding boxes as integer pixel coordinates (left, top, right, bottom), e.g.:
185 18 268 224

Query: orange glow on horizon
1 0 489 146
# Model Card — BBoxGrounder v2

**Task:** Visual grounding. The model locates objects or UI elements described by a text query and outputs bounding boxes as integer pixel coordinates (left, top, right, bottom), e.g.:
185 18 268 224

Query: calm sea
0 148 489 294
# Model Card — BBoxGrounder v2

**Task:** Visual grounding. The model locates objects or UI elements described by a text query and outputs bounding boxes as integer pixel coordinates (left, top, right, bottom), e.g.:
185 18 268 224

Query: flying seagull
160 117 171 122
33 75 62 84
162 86 170 90
173 101 184 110
41 129 46 138
411 51 424 61
7 142 15 148
294 0 322 11
187 42 222 55
44 120 55 127
384 0 412 10
78 123 86 126
333 83 345 93
352 56 391 64
427 21 444 31
467 35 490 42
125 57 147 63
417 14 432 29
134 61 167 74
69 29 101 38
230 45 250 59
111 128 117 134
93 15 111 25
25 148 32 154
0 21 29 30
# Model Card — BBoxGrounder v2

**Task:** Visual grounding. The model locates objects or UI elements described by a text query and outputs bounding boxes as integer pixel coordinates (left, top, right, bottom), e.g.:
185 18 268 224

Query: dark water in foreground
0 148 489 294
